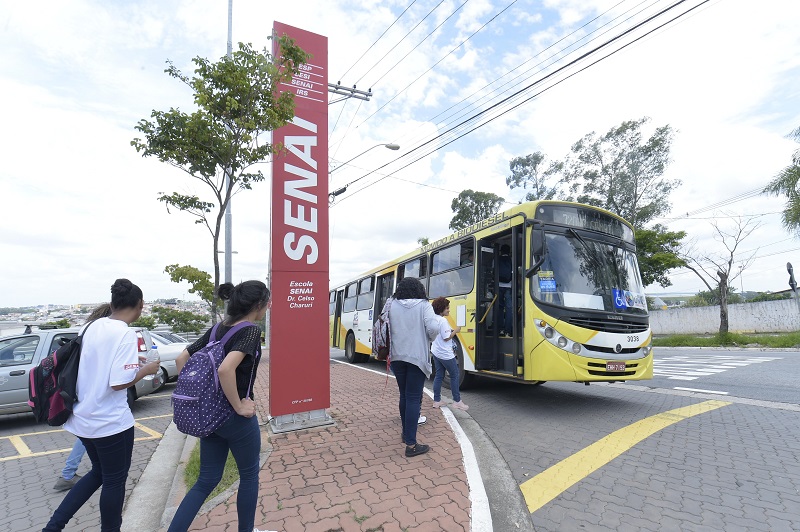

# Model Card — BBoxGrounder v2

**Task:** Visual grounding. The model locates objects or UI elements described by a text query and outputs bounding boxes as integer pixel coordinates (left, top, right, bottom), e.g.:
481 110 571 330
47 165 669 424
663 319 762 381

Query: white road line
673 387 729 395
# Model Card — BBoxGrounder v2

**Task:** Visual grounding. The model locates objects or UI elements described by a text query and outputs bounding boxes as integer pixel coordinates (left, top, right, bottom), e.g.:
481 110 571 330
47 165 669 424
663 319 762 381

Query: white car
0 326 163 415
148 331 190 386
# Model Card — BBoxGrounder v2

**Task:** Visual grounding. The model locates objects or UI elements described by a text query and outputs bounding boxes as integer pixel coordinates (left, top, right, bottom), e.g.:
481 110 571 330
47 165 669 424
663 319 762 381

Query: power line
338 0 419 81
360 0 519 124
334 0 710 204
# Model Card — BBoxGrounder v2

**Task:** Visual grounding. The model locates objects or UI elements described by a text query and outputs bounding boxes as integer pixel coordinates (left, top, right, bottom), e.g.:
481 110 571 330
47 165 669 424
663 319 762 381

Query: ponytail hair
219 280 270 322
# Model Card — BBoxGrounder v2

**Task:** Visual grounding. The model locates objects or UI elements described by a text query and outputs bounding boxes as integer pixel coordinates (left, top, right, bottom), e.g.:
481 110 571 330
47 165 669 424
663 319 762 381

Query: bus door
332 289 344 348
374 272 395 325
475 231 523 374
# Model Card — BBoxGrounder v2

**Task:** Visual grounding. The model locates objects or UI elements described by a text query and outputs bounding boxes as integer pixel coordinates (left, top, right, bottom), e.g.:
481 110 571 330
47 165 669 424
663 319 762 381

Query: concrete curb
124 418 274 532
121 422 187 532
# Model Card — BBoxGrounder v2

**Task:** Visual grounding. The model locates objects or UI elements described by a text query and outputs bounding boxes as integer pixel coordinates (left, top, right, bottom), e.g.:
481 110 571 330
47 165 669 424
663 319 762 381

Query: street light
329 143 399 200
329 142 398 178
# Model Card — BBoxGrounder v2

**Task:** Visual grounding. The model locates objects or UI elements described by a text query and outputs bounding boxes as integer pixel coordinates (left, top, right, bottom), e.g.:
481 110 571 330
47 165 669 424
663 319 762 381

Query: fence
649 298 800 335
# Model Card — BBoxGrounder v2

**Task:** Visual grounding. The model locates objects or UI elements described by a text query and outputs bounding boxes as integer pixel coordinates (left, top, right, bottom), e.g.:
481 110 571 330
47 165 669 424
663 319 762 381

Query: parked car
0 326 164 416
148 331 190 386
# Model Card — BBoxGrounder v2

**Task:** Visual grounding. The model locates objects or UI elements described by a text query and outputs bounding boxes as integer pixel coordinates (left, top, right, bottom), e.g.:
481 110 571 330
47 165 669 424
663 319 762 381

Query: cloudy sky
1 0 798 307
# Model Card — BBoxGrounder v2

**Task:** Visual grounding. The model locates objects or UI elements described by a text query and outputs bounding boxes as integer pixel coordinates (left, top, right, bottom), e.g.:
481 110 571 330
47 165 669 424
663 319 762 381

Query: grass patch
183 444 239 501
653 331 800 348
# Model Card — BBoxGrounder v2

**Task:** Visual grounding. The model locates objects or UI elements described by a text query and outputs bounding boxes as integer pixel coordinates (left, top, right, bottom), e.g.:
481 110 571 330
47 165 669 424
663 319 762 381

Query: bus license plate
606 362 626 372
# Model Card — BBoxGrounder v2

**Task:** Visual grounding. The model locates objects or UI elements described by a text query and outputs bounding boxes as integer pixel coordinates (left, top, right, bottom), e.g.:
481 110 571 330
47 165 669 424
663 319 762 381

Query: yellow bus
329 200 653 388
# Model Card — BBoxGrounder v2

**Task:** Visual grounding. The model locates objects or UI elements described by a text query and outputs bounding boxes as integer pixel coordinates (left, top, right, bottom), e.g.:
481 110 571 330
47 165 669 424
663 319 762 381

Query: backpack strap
216 321 254 346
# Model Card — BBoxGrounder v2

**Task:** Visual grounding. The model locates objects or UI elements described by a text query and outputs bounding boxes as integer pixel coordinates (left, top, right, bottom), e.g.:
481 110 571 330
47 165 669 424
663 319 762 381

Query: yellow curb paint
8 435 32 456
520 399 731 513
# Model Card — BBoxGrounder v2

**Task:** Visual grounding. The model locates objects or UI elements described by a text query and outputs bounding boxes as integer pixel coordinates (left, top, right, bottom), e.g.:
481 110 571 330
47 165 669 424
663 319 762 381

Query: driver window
0 336 40 366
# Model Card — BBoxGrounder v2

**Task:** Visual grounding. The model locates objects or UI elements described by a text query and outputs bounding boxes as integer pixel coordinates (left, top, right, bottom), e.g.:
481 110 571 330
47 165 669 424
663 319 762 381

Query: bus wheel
344 333 359 363
447 338 474 390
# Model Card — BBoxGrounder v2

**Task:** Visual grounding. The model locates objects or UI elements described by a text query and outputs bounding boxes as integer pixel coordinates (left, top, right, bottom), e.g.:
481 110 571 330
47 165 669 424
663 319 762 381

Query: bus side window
343 283 358 312
356 277 375 310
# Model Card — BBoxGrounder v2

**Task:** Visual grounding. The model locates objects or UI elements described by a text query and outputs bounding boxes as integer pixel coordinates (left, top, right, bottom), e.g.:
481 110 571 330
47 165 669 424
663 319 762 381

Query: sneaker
53 474 81 491
417 415 427 424
432 401 443 408
452 401 469 410
405 443 430 457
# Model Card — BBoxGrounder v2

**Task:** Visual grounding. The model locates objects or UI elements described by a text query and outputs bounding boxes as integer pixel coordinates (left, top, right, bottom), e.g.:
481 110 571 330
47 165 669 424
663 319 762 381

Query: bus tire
344 333 359 363
446 338 474 390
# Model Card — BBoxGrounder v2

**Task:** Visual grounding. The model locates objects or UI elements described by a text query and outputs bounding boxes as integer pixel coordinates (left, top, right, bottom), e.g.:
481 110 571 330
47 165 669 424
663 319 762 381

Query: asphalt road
333 347 800 531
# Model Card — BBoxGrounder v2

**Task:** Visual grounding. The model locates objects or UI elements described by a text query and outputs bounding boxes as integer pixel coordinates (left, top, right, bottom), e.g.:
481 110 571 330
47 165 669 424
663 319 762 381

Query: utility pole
328 82 372 105
224 0 233 285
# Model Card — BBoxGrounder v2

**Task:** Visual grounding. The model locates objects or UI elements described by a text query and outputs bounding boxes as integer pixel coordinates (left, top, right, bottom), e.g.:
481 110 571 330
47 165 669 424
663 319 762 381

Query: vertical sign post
269 22 332 433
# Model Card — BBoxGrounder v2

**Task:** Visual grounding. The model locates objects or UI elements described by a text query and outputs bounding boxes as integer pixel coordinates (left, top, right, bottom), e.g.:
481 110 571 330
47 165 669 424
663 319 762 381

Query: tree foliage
417 237 429 246
763 126 800 234
151 306 207 334
682 216 760 333
450 189 505 231
507 152 558 201
634 225 686 287
131 316 156 330
164 264 215 316
44 319 71 328
132 38 310 320
553 117 678 229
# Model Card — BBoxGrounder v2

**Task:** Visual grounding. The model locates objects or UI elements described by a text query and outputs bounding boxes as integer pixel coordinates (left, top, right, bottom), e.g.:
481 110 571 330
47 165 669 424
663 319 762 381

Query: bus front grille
565 317 648 334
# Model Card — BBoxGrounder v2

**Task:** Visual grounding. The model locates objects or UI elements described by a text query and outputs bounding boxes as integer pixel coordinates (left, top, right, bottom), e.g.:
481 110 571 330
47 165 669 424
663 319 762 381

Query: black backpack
28 321 95 426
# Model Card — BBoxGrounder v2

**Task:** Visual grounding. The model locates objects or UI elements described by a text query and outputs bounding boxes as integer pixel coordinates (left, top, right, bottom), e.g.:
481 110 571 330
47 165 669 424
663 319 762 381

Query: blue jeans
391 360 426 446
44 427 134 532
168 414 261 532
62 439 86 479
432 356 461 403
499 286 513 334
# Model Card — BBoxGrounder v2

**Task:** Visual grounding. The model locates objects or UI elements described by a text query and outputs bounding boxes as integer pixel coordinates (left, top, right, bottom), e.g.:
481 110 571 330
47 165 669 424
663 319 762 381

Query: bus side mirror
527 226 546 277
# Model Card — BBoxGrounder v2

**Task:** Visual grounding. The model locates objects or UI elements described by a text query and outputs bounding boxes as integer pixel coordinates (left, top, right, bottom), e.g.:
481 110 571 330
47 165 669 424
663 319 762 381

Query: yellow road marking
0 416 170 462
8 435 32 457
519 400 731 513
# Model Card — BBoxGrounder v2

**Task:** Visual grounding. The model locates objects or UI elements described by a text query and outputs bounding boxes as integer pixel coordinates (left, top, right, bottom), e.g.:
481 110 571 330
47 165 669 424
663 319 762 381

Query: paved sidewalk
173 358 475 531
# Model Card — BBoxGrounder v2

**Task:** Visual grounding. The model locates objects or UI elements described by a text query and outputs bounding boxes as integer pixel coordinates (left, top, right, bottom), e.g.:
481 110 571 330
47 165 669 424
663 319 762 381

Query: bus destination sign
536 204 634 243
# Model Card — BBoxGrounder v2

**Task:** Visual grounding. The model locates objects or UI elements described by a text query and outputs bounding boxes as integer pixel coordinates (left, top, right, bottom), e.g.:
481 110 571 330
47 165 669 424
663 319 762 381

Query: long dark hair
110 279 143 310
393 277 427 300
218 280 271 323
86 303 112 323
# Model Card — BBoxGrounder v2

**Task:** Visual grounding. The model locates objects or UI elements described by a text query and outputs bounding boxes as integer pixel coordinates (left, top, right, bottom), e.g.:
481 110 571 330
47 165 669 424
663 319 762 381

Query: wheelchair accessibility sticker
612 288 647 310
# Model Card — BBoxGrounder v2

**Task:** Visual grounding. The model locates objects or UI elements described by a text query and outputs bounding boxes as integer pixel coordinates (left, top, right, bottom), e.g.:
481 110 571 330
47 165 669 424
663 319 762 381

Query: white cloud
1 0 799 306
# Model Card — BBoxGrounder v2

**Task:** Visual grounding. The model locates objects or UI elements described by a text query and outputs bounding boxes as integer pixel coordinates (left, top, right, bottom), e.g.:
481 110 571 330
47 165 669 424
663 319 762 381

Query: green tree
554 117 678 228
763 126 800 234
507 152 558 201
682 216 760 333
131 316 156 330
44 318 71 328
634 225 686 287
450 190 505 231
151 306 207 334
164 264 215 316
417 237 429 246
132 38 310 321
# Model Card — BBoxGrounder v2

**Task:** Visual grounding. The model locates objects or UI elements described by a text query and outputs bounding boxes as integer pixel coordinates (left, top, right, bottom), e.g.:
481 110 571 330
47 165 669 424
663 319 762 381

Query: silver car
0 326 164 416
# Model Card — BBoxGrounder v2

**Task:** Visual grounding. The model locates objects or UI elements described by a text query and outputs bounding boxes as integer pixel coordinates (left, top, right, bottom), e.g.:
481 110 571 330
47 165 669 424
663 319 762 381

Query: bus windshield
531 230 647 315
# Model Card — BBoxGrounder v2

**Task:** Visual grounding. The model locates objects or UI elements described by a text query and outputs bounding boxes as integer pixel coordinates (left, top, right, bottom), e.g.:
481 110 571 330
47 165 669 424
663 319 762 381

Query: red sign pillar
269 22 332 432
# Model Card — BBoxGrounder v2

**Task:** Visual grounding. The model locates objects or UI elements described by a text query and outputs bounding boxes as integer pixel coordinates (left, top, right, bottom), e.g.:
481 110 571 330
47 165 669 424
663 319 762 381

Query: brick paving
188 359 472 531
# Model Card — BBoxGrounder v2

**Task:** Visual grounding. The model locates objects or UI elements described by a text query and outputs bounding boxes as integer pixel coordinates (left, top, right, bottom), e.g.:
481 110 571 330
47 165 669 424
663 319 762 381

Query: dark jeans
168 414 261 532
43 426 135 532
391 360 426 446
432 355 461 403
499 286 513 334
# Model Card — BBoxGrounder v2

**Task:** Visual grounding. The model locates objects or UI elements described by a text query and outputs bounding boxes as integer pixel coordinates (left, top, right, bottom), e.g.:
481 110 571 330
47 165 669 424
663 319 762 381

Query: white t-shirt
63 317 139 438
431 315 456 360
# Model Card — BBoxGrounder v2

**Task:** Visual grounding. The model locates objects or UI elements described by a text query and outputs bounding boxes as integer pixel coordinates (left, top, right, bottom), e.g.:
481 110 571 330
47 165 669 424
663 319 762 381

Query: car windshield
531 231 647 315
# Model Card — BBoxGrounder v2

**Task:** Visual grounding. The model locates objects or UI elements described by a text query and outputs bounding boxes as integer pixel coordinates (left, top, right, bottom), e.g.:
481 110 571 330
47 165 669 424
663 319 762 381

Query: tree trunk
211 212 223 324
718 271 729 335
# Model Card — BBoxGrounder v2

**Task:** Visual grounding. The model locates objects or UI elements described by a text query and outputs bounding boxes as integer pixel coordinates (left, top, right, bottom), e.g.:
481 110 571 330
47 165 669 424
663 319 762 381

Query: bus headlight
572 343 582 354
642 345 651 356
557 336 568 348
544 326 555 339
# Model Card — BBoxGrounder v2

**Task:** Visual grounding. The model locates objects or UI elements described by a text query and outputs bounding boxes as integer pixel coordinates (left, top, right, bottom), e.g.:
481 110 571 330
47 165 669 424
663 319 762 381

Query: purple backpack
172 321 257 437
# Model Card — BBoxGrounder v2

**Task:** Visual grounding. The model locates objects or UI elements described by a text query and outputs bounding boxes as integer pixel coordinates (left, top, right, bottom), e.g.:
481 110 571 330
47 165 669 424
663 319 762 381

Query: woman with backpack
43 280 160 532
168 280 270 532
389 277 439 457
